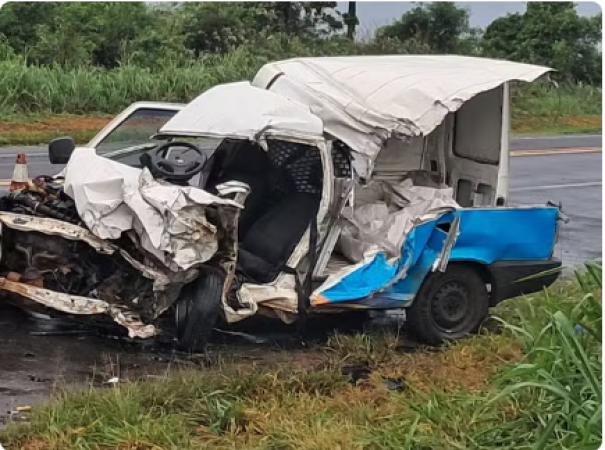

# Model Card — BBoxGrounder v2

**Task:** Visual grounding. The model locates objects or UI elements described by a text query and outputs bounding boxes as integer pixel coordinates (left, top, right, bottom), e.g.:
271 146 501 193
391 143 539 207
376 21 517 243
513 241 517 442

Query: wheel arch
447 260 492 283
446 260 496 305
446 259 496 307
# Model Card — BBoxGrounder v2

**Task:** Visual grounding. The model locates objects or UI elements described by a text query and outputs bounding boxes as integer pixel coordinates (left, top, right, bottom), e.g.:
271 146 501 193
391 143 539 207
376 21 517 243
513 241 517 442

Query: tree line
0 2 601 84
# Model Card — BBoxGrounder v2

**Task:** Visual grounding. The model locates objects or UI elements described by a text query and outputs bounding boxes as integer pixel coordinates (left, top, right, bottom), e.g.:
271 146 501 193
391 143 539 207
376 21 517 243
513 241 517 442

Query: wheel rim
430 281 471 333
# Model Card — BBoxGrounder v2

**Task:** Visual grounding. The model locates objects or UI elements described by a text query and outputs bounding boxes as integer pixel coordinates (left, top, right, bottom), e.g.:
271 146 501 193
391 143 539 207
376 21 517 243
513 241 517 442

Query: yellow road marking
0 148 600 187
510 147 601 157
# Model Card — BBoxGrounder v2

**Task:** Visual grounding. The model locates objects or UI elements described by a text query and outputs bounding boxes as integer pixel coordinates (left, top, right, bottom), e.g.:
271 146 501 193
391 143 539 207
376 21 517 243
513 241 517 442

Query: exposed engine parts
1 226 159 320
0 176 80 224
0 178 174 325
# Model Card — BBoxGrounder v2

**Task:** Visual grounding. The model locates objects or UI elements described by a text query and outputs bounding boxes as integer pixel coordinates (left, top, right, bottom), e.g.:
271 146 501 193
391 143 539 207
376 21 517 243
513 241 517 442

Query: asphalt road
0 133 601 180
509 150 601 267
509 134 601 151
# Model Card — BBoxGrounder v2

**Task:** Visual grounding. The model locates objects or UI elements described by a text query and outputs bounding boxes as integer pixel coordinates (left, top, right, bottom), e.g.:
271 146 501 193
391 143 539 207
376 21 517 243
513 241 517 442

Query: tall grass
0 48 600 119
512 82 602 118
0 52 260 115
486 261 602 449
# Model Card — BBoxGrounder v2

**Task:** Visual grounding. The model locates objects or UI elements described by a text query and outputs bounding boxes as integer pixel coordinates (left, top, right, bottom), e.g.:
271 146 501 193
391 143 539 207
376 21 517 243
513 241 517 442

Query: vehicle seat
205 140 279 239
238 192 320 284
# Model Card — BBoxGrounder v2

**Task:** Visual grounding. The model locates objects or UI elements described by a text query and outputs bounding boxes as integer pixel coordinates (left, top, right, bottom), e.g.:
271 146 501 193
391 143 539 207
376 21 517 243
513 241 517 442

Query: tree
271 2 343 36
122 4 193 68
0 2 152 67
481 13 524 59
179 2 343 56
482 3 602 84
0 2 58 54
376 2 470 54
457 27 484 56
87 2 152 67
344 2 358 39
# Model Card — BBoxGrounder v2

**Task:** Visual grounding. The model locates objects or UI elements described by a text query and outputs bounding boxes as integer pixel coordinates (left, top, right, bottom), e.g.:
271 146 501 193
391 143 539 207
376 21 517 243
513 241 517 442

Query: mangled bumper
0 276 157 338
0 212 199 339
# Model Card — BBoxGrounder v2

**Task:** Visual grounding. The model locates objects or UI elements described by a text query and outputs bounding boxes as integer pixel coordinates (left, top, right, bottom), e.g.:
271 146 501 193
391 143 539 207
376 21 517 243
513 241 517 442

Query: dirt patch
379 335 523 392
512 114 602 134
11 437 50 450
0 116 110 134
0 116 112 146
0 112 602 147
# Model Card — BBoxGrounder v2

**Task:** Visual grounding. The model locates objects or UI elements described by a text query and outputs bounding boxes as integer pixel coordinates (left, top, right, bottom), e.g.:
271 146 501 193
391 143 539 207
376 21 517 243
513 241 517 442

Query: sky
336 1 602 32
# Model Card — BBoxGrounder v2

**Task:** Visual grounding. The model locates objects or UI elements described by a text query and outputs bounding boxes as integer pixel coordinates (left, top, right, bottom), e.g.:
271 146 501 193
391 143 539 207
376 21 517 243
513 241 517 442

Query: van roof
253 55 552 176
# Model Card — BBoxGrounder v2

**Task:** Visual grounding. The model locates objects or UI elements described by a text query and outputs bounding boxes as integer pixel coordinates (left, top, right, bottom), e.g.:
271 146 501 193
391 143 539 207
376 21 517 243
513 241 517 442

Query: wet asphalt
509 150 602 266
0 309 174 424
0 135 601 425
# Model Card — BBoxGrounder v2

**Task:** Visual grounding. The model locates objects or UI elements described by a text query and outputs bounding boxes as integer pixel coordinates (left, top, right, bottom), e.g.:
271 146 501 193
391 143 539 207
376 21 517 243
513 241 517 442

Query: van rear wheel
406 265 488 345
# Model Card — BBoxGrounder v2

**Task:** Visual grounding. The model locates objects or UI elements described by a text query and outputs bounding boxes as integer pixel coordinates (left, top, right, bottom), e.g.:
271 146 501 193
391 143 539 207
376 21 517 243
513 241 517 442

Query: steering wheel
143 141 208 182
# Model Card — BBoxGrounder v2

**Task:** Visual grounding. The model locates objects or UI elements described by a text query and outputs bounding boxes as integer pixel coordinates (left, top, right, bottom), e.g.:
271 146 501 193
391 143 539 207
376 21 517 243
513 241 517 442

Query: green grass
512 83 602 117
510 82 602 135
0 50 600 146
1 262 601 450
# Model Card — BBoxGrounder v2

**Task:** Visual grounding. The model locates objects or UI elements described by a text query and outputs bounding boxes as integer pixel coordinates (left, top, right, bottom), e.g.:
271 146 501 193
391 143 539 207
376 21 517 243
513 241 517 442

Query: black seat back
205 140 276 239
238 192 320 283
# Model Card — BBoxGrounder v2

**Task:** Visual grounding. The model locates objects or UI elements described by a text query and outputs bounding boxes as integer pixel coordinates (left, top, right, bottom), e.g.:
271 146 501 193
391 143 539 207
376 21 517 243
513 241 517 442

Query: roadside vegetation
0 2 601 145
0 69 600 146
1 261 601 450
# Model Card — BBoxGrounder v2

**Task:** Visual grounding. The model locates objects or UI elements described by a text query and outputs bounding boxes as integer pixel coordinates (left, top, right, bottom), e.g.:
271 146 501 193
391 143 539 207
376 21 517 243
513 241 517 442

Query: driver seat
237 191 320 284
205 140 285 240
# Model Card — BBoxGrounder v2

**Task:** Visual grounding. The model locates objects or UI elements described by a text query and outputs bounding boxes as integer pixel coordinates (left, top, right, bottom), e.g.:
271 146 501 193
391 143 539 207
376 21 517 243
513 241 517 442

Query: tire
406 264 489 345
175 269 224 352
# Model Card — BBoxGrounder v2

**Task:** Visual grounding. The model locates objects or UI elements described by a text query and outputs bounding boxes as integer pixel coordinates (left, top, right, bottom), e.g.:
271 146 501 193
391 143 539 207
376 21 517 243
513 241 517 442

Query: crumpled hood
62 149 241 271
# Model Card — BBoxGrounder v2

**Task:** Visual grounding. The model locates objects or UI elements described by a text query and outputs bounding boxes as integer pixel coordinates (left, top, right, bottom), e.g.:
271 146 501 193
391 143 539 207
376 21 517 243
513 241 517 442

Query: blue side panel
369 226 448 305
447 207 558 263
314 206 558 308
318 219 439 303
368 245 440 307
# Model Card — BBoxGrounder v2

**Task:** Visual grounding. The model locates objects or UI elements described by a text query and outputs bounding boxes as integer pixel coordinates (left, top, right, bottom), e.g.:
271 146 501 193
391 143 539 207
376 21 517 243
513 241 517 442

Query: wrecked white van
0 56 564 348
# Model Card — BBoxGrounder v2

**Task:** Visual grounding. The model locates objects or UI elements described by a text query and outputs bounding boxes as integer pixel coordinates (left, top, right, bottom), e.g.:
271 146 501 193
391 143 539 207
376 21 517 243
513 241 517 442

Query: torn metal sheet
158 81 325 145
0 212 198 332
0 212 116 255
0 278 156 339
62 150 242 271
433 214 461 273
0 213 196 294
311 179 460 307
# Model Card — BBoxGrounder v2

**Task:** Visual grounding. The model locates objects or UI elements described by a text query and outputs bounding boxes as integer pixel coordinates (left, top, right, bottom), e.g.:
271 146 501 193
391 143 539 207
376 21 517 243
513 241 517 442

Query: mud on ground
0 305 371 427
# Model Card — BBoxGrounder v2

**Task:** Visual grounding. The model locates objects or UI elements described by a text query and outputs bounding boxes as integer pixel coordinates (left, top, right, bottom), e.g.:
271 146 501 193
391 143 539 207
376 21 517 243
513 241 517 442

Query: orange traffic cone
9 153 30 192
